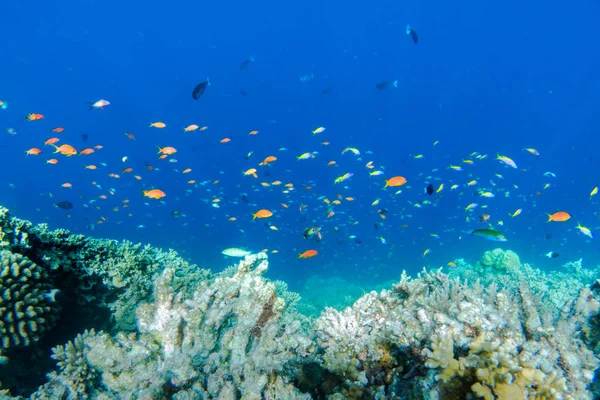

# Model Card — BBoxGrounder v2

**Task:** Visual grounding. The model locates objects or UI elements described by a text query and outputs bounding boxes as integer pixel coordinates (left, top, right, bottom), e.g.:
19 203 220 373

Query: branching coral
315 268 600 399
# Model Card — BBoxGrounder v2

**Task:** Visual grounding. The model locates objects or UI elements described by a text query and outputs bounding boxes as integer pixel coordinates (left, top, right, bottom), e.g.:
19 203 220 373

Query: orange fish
134 175 142 180
259 156 277 166
44 138 60 146
143 189 166 199
46 159 59 164
184 124 199 132
327 211 335 218
157 146 177 155
547 211 570 222
85 165 97 170
187 180 196 184
26 148 42 156
182 168 192 174
299 250 318 259
384 176 407 188
53 144 77 156
51 127 65 133
26 113 44 121
248 130 259 135
124 132 136 139
150 122 166 128
79 148 95 155
61 183 72 188
122 168 133 173
199 126 208 131
94 145 103 149
220 138 231 143
252 209 273 220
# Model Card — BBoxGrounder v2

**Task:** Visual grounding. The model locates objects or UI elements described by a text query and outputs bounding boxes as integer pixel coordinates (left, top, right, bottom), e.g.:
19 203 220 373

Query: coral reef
0 207 599 399
29 253 314 399
315 268 600 399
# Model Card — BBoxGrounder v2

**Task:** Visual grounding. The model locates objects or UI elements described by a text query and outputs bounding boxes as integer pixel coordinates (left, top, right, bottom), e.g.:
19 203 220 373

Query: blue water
1 0 599 293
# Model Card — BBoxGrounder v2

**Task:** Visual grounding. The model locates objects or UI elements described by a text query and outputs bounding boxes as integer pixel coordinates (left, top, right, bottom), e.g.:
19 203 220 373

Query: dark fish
377 208 389 218
406 24 419 44
240 90 248 96
470 229 507 242
426 184 434 195
171 210 181 217
192 80 210 100
321 86 334 95
545 233 552 240
376 80 398 90
55 201 73 210
241 193 249 203
81 134 89 142
239 56 255 71
353 237 362 244
546 252 560 258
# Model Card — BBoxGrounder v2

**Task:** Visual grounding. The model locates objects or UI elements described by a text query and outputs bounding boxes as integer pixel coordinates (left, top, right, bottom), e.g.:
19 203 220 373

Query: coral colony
0 205 599 398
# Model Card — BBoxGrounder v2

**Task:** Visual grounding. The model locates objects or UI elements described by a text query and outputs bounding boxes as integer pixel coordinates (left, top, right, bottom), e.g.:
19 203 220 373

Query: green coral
477 248 521 272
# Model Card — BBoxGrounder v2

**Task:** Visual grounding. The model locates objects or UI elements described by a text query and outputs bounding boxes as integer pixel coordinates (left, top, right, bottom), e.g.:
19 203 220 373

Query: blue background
1 0 599 292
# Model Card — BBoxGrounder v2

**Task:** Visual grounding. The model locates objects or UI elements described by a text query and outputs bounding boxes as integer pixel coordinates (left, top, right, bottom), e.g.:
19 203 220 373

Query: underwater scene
1 0 600 398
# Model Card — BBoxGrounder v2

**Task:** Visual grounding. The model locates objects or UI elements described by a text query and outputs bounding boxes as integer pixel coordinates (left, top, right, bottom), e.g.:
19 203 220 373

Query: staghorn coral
32 329 99 399
0 250 60 363
315 268 600 399
26 253 314 399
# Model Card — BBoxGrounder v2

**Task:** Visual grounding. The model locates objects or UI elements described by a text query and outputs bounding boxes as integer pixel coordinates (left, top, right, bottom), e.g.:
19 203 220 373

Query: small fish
576 223 593 239
312 127 326 135
523 148 539 156
222 248 252 257
545 251 560 259
143 189 166 199
547 212 570 222
590 187 598 199
470 228 507 242
192 79 210 100
510 209 522 218
406 24 419 44
303 226 322 240
426 184 434 195
298 249 318 259
239 56 255 71
384 176 407 188
252 209 273 220
89 99 110 110
376 80 398 90
54 201 73 210
496 155 517 169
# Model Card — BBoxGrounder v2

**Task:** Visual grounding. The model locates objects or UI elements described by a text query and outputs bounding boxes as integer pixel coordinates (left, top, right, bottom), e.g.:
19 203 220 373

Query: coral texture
28 253 314 399
315 268 600 399
0 250 59 363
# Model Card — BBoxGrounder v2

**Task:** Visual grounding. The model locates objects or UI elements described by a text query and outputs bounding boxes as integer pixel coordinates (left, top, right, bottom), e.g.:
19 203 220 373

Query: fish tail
157 146 162 154
546 214 552 222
